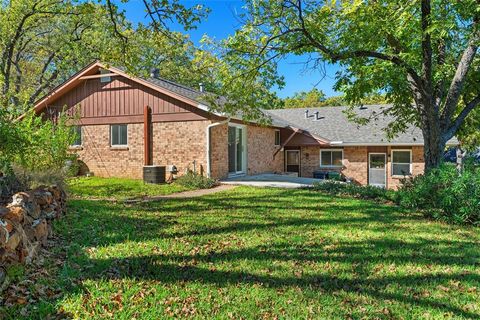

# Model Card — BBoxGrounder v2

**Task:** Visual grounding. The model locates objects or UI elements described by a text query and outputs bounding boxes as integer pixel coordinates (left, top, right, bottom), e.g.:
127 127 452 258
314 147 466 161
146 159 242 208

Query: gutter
206 118 230 178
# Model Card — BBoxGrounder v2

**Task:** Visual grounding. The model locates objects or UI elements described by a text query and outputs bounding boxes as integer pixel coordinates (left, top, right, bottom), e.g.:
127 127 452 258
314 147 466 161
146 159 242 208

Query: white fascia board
197 103 226 117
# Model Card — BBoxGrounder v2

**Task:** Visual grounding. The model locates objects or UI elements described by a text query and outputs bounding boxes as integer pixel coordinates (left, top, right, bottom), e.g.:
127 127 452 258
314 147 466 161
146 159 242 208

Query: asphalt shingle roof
264 105 443 145
139 74 457 146
143 76 206 103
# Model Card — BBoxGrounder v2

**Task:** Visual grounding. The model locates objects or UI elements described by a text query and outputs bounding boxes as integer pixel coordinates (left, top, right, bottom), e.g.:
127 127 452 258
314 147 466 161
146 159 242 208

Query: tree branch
441 17 479 128
446 95 480 139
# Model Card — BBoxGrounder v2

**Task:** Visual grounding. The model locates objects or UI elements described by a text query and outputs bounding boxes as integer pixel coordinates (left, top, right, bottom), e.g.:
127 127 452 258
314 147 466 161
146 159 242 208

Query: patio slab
221 173 324 189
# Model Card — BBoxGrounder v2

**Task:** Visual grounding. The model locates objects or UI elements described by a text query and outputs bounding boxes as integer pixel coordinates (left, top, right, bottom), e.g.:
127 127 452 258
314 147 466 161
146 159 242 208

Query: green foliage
284 88 326 108
0 110 76 191
313 180 396 202
175 172 218 189
283 90 388 109
314 164 480 225
224 0 479 162
398 164 480 225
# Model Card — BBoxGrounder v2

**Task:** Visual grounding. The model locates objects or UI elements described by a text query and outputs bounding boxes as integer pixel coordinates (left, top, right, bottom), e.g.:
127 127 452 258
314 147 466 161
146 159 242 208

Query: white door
369 153 386 187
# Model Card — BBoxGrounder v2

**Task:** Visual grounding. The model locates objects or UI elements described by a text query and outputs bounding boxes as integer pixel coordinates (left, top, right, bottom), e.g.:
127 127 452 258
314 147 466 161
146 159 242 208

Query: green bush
397 163 480 225
176 172 218 189
313 181 396 202
0 108 77 191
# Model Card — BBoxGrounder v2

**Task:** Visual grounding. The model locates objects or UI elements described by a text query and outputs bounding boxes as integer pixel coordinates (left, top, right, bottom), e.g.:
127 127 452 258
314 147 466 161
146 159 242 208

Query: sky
118 0 341 98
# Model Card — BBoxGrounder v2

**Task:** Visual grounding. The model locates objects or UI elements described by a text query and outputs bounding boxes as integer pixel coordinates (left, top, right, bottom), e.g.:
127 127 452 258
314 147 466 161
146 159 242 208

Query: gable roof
20 61 217 121
264 105 459 146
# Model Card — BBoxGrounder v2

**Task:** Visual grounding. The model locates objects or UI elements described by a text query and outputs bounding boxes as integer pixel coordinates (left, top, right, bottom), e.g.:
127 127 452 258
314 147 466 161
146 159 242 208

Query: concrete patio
221 173 324 189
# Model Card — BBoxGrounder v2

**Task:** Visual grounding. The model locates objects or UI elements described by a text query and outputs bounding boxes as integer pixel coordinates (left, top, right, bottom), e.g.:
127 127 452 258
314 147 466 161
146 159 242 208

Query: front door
285 150 300 174
369 153 386 188
228 126 246 175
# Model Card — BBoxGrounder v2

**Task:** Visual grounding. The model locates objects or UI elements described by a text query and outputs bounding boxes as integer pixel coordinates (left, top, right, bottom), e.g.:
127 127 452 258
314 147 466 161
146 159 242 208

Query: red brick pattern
151 121 209 176
247 126 284 175
297 146 425 189
74 121 210 179
209 123 229 179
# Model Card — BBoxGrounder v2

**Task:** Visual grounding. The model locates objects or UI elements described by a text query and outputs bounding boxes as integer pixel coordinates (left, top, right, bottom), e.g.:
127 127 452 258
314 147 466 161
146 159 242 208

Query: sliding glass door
228 125 246 174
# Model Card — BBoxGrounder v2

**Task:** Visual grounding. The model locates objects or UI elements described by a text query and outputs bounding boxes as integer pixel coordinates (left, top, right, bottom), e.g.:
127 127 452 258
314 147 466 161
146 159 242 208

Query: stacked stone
0 186 66 267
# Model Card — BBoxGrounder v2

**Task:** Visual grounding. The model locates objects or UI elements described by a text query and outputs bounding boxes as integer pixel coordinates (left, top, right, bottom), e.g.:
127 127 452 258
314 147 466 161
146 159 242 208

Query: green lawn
68 177 191 200
2 186 480 319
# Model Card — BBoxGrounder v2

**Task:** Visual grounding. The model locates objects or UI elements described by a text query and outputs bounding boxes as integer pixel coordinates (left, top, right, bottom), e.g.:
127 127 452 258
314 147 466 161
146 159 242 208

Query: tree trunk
423 133 445 171
420 100 446 172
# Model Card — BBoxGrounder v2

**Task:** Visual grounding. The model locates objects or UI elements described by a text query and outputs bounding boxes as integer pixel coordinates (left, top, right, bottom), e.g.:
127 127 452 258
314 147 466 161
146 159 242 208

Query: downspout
206 118 230 178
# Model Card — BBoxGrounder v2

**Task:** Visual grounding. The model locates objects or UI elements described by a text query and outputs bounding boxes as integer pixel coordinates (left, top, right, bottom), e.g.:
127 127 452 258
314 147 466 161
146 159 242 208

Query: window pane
392 163 411 176
111 125 119 145
332 151 343 166
321 151 332 166
370 154 386 169
275 131 280 145
71 126 82 145
393 151 410 163
120 125 128 145
228 127 236 172
236 128 243 172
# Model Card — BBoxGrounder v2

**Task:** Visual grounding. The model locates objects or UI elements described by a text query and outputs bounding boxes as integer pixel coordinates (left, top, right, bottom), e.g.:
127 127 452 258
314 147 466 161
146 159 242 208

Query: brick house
26 61 457 189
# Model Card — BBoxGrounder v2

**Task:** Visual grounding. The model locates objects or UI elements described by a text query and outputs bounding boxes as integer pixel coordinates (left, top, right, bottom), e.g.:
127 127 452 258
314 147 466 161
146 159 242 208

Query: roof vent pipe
305 110 309 118
150 68 160 78
313 111 324 121
199 83 204 92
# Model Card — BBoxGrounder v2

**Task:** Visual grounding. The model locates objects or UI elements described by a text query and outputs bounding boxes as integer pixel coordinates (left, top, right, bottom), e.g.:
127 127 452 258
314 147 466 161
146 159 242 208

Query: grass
67 176 191 200
2 186 480 319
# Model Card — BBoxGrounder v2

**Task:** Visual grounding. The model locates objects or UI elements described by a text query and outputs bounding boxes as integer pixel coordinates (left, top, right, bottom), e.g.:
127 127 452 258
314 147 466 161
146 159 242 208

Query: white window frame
391 149 412 177
274 129 281 146
319 149 344 168
71 126 82 147
110 124 128 147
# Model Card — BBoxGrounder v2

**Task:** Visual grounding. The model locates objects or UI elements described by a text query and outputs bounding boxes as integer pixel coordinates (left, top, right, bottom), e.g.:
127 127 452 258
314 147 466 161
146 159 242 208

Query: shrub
0 108 77 193
313 181 396 202
397 163 480 225
176 172 218 189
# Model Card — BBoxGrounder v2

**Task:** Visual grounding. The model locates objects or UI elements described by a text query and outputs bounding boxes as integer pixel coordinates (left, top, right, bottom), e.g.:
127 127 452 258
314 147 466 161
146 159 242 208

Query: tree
0 0 209 114
224 0 480 170
284 88 326 108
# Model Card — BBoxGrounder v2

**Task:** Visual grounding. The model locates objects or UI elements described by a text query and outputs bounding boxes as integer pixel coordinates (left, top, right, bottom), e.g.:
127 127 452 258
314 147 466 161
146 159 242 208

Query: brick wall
298 145 425 189
247 126 284 175
343 146 369 185
151 121 209 176
300 146 320 178
74 123 145 178
209 123 228 179
73 121 284 181
73 121 210 179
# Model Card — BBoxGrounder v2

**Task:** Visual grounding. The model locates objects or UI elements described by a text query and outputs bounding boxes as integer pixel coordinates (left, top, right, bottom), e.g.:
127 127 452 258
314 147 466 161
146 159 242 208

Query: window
275 130 281 146
71 126 82 146
391 150 412 176
100 69 111 83
320 149 343 167
111 124 128 146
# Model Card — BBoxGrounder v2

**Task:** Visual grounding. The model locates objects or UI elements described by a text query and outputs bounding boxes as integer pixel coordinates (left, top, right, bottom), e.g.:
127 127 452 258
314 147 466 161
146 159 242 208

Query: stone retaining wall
0 186 66 291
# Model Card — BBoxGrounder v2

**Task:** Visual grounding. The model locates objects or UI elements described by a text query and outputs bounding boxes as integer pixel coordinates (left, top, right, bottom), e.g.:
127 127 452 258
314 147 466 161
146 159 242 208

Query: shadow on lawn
46 188 480 318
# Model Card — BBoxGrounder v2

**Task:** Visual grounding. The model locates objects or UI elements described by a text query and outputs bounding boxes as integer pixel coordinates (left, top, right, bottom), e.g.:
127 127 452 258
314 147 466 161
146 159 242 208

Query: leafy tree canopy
283 88 387 108
223 0 480 169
